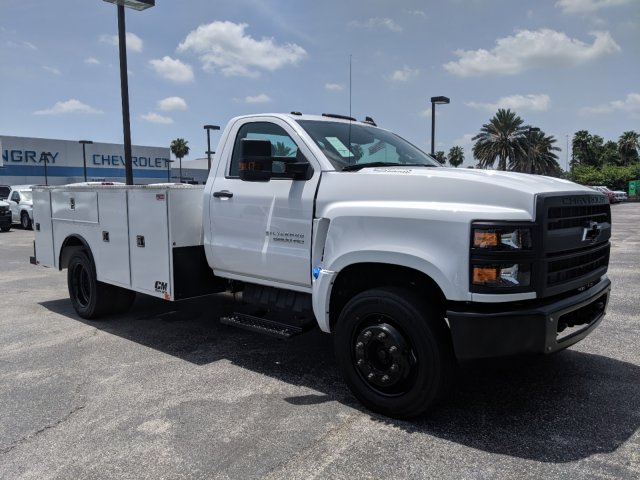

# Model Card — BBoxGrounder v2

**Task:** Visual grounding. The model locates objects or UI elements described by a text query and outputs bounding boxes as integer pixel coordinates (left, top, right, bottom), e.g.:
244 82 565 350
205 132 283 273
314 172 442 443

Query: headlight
472 227 532 250
472 263 531 287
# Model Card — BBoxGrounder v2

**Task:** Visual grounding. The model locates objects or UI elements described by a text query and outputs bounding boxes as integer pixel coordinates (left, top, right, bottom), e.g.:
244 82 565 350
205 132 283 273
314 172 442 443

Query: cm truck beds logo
154 281 167 293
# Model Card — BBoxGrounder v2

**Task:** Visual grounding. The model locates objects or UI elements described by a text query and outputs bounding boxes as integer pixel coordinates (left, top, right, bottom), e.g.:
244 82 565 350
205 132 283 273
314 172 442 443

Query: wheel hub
354 323 411 389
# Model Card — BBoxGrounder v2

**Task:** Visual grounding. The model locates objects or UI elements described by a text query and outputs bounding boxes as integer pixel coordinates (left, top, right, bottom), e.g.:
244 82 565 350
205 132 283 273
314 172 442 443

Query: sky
1 0 638 169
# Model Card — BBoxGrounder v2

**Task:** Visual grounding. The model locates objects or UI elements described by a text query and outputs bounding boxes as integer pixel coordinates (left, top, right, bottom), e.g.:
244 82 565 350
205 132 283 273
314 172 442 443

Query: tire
67 250 113 319
21 212 32 230
334 287 456 419
0 225 9 232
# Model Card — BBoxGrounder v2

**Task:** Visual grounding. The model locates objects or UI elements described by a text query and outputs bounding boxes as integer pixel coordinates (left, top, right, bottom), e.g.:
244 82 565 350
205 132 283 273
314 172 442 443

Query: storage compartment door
32 190 55 267
96 190 131 286
128 189 171 298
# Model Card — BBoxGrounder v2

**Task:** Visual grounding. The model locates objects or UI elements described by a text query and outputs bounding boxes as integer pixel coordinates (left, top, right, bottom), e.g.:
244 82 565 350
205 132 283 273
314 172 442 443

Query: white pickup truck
31 113 612 418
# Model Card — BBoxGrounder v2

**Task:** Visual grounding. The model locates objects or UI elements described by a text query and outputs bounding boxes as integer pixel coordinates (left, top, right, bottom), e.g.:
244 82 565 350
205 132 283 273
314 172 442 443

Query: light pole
204 125 220 171
42 152 51 185
165 158 174 182
430 96 450 155
103 0 155 185
79 140 93 182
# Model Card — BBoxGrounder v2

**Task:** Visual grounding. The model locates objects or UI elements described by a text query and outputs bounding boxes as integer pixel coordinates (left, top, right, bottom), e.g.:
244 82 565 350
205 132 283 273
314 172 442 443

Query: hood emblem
582 221 602 242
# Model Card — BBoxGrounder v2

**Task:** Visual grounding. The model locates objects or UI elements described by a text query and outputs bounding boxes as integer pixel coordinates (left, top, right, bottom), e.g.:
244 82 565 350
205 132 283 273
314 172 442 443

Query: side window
11 192 19 202
229 122 299 177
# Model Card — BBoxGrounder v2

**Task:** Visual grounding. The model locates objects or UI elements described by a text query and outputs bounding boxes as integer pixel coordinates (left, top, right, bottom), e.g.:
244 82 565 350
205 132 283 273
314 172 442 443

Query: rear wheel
334 287 455 419
21 212 32 230
67 251 113 319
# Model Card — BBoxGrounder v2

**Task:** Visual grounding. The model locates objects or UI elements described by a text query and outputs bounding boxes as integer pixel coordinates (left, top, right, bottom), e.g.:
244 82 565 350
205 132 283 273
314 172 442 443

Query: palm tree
510 130 561 175
447 146 464 168
170 138 190 183
432 151 446 165
472 109 527 170
618 131 639 165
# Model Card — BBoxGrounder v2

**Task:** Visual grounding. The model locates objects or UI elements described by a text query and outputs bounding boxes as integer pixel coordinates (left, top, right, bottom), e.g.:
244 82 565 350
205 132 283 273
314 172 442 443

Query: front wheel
334 287 455 419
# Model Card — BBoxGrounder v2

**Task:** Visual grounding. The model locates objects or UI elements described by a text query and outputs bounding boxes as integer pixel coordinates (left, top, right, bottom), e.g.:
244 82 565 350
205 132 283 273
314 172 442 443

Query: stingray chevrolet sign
0 135 170 185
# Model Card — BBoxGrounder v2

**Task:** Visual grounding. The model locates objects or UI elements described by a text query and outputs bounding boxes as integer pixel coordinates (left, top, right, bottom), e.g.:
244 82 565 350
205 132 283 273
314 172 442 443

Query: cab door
206 118 320 289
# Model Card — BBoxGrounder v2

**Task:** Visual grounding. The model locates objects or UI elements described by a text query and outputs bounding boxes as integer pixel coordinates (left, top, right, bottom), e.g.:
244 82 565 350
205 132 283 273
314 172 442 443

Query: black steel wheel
334 287 455 419
67 250 113 319
21 212 32 230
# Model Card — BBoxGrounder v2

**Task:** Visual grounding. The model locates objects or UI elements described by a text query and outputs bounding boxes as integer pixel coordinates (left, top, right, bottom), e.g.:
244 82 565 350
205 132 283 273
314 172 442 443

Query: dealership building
0 135 208 185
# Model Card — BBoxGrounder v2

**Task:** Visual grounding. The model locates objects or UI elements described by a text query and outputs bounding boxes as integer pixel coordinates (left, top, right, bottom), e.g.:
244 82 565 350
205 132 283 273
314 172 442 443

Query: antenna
349 54 352 119
348 54 352 162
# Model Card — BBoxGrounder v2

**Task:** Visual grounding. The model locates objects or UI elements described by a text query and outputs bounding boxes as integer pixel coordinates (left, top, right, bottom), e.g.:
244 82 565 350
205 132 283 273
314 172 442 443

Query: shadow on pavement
41 293 640 463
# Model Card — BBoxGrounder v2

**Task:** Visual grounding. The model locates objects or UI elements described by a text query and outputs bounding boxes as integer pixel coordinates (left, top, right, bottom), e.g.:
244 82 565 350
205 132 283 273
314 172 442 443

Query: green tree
472 109 526 170
618 131 640 165
571 130 603 167
447 146 464 168
510 129 561 176
432 150 446 165
601 140 621 165
170 138 190 183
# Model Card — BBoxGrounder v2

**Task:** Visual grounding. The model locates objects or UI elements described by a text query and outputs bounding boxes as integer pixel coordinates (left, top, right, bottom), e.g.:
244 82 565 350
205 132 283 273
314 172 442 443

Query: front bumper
0 213 11 228
446 276 610 360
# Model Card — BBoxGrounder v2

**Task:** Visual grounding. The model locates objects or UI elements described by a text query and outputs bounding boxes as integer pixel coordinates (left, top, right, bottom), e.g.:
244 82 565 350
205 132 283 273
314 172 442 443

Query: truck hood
317 167 594 220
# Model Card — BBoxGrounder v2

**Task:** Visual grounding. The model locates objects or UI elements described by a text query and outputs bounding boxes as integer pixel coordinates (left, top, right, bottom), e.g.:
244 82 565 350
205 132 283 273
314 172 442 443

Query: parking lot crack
0 404 86 456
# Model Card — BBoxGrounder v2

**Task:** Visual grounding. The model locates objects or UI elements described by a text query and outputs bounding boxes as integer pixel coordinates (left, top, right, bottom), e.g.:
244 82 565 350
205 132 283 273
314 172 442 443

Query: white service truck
31 113 612 418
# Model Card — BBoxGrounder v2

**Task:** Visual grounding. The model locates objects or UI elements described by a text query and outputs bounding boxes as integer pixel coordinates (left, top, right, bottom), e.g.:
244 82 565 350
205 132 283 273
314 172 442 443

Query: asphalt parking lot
1 203 639 480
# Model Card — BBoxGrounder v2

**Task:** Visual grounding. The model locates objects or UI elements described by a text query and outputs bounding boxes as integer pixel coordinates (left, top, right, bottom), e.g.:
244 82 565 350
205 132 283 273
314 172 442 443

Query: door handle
213 190 233 198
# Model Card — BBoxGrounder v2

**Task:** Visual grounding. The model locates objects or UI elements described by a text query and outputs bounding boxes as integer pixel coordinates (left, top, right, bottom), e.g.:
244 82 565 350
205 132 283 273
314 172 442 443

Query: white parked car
612 190 628 202
6 185 34 229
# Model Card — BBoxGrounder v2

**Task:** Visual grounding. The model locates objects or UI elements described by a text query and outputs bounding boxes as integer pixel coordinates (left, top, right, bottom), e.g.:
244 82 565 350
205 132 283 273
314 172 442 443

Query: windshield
297 120 440 170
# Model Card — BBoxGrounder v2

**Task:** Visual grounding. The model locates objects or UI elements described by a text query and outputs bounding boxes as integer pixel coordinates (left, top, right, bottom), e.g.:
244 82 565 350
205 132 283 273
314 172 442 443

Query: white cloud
100 32 143 52
178 21 307 77
7 40 37 50
466 94 551 112
157 96 188 111
84 57 100 65
245 93 271 104
149 56 194 83
325 83 344 92
348 18 403 32
34 99 103 115
580 92 640 115
405 10 427 18
555 0 633 13
141 112 174 124
444 29 621 77
42 66 62 76
389 66 419 82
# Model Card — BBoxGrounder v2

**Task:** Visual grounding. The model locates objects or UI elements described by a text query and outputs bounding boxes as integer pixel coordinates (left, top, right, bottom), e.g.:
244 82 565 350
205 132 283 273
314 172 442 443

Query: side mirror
239 139 273 182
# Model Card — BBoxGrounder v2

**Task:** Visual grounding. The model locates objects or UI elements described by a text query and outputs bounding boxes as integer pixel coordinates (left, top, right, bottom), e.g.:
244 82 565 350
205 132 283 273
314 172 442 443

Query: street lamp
204 125 220 171
165 158 174 183
79 140 93 182
42 152 51 185
102 0 155 185
430 96 450 155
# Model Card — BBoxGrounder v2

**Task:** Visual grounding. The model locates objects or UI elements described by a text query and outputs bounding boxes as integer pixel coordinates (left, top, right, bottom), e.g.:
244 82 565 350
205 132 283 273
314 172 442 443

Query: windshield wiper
341 162 435 172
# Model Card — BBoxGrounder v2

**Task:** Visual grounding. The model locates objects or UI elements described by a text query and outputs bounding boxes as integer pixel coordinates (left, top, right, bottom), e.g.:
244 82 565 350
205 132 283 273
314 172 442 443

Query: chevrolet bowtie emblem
582 221 602 242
